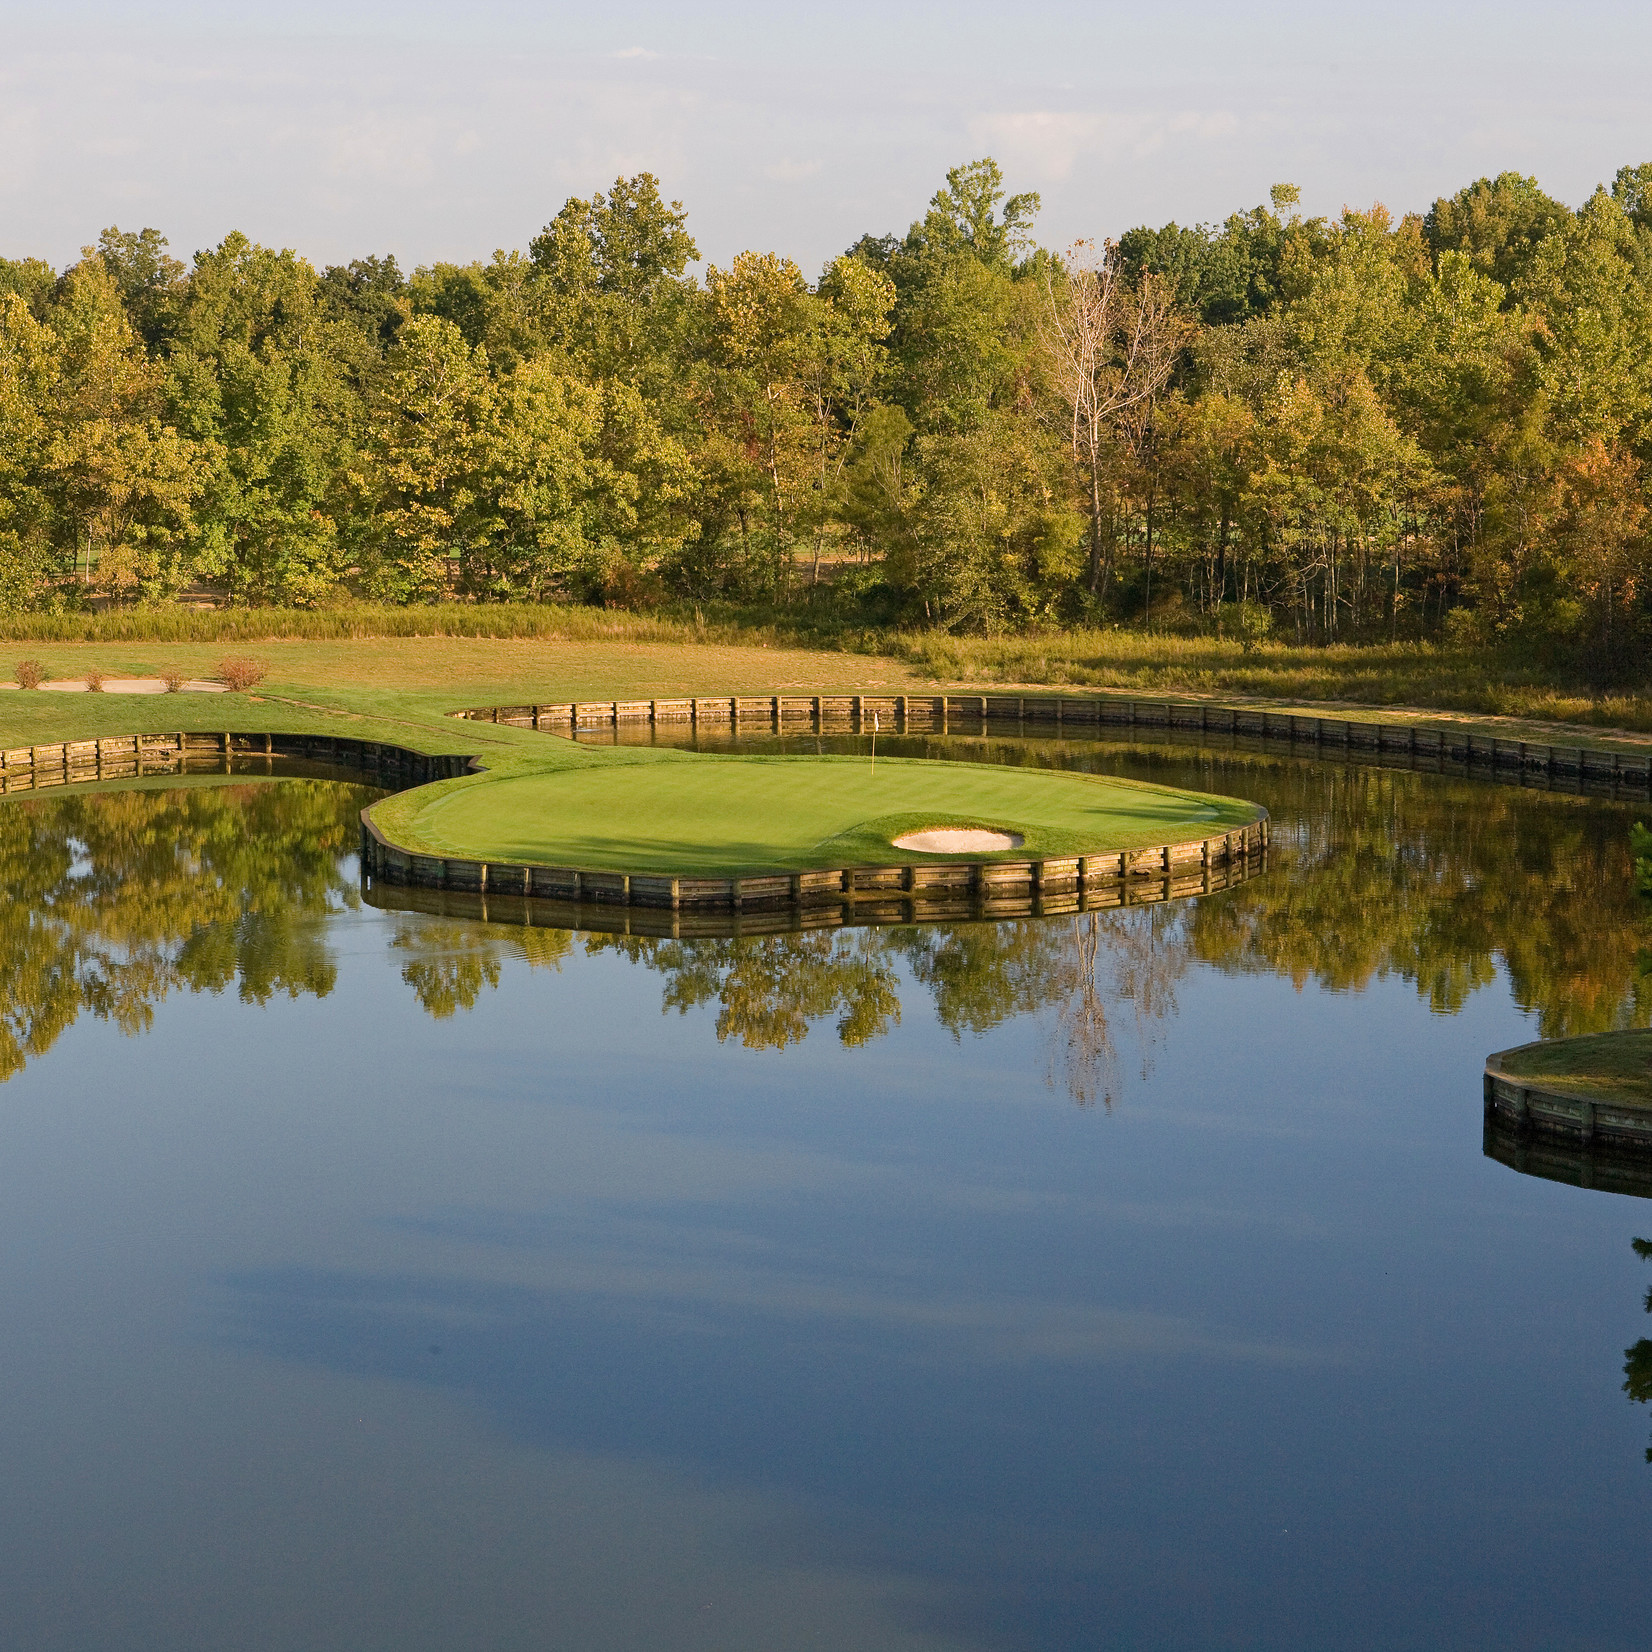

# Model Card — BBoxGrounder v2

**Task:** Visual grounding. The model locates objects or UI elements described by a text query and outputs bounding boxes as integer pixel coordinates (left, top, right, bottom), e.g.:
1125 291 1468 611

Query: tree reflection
390 919 573 1018
1173 759 1652 1038
588 930 904 1049
1626 1238 1652 1462
9 757 1652 1099
0 780 369 1080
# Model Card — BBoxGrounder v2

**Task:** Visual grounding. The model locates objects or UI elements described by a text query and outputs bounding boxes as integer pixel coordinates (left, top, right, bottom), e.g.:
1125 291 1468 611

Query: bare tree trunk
1087 447 1107 595
1040 245 1188 613
1142 484 1155 624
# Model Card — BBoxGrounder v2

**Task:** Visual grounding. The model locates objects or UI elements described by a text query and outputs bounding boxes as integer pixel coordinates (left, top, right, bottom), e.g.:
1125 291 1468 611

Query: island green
366 742 1259 877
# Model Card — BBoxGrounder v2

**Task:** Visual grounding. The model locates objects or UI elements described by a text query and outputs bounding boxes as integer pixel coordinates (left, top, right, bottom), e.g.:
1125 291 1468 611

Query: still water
2 736 1651 1651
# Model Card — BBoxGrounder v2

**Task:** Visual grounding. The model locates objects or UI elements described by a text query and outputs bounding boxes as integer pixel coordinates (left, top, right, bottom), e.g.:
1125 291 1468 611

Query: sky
4 1 1651 276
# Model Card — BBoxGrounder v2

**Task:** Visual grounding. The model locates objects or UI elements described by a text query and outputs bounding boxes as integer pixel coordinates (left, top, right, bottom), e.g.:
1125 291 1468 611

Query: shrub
162 669 185 693
1632 823 1652 897
14 659 44 689
216 655 268 691
1235 602 1272 653
84 666 106 692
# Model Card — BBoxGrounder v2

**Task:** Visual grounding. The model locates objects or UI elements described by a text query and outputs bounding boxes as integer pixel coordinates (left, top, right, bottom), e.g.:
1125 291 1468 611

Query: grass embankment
4 601 1651 728
0 636 926 756
1496 1031 1652 1110
4 615 1652 755
368 741 1257 876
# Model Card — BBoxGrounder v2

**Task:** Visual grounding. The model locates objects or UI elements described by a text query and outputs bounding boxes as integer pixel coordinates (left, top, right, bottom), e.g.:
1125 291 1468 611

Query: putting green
371 751 1261 876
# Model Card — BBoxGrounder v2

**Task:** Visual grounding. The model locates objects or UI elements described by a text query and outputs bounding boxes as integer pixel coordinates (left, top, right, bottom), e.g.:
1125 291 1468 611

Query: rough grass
376 747 1259 875
907 629 1652 733
3 629 1652 758
1497 1030 1652 1109
0 601 806 647
8 602 1652 731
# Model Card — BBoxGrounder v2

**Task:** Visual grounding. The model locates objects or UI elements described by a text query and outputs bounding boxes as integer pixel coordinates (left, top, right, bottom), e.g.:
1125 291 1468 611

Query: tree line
4 159 1652 668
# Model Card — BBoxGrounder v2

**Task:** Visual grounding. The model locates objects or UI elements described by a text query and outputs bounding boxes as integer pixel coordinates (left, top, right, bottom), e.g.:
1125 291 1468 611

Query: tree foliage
4 159 1652 673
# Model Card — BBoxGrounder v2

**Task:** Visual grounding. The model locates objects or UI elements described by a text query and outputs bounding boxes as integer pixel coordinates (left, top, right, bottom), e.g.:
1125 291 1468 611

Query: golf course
363 740 1261 877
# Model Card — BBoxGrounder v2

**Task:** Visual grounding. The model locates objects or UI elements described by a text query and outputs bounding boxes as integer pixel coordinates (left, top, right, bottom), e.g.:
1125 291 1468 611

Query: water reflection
11 751 1652 1647
587 727 1652 1038
1175 754 1652 1035
0 777 370 1082
386 912 1183 1106
4 750 1652 1092
1628 1238 1652 1461
1483 1115 1652 1199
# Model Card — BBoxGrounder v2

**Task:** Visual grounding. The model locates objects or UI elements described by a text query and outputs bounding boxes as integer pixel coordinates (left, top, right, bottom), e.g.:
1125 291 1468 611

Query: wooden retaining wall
357 808 1269 916
1483 1053 1652 1150
456 692 1652 793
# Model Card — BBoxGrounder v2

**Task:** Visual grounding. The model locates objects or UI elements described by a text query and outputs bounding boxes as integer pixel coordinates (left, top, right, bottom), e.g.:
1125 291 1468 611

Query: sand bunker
892 827 1024 854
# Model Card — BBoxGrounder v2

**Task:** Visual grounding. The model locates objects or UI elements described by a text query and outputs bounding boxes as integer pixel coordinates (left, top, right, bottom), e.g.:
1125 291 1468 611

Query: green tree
360 314 493 600
0 294 62 610
165 233 362 604
1425 172 1573 291
44 257 215 601
529 172 699 392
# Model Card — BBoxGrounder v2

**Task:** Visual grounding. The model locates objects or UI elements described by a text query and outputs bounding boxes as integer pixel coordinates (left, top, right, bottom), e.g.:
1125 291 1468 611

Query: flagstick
871 710 878 778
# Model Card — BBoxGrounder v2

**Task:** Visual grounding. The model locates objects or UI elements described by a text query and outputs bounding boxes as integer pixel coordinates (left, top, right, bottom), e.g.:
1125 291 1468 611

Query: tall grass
0 601 807 647
905 628 1652 730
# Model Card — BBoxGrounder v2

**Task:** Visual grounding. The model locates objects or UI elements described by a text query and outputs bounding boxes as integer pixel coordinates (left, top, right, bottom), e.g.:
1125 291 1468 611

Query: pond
2 733 1650 1651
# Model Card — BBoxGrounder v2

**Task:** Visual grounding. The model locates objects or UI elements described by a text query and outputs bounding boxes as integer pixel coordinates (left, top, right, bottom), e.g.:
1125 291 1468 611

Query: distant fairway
385 752 1260 876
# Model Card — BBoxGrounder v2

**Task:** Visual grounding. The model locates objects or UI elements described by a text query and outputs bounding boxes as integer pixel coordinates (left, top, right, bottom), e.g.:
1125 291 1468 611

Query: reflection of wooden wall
359 852 1271 940
0 731 470 794
1484 1057 1652 1149
1484 1113 1652 1197
457 692 1652 794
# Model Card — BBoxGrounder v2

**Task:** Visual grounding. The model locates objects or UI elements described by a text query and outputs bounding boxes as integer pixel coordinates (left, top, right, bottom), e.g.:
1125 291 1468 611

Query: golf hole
892 827 1025 854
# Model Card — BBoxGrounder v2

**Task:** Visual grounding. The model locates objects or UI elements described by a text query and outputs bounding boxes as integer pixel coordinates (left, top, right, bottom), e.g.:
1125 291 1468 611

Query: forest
4 158 1652 674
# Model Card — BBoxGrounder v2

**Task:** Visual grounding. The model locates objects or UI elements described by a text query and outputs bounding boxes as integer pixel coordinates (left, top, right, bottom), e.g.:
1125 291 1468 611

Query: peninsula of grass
1492 1031 1652 1111
363 740 1261 877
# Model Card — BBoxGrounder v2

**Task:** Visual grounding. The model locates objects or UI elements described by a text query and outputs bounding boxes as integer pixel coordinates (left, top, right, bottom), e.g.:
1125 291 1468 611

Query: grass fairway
373 747 1260 876
1496 1031 1652 1110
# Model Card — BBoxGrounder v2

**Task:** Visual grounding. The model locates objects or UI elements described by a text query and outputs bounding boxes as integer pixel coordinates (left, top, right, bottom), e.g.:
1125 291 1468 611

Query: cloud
763 158 822 183
612 46 660 60
970 107 1241 182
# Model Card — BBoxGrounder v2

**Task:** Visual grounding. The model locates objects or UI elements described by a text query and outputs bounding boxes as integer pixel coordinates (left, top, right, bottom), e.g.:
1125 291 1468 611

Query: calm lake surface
4 732 1651 1651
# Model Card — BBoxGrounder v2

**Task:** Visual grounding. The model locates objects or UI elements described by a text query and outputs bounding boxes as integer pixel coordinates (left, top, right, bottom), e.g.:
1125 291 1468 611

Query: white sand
892 827 1024 854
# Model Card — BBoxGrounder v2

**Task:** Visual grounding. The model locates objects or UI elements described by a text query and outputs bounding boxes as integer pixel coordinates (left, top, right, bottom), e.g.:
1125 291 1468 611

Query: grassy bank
905 629 1652 733
1495 1031 1652 1109
4 623 1652 757
5 605 1652 733
0 636 926 755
